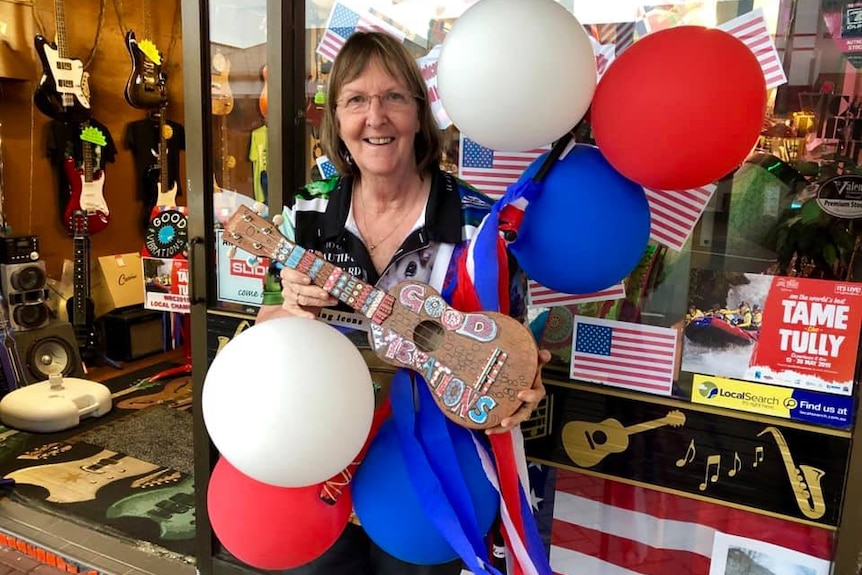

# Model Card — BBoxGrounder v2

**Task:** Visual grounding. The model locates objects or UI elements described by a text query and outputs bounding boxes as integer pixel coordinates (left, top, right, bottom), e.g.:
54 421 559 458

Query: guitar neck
158 107 169 193
55 0 69 59
72 228 90 325
219 116 230 189
624 416 674 435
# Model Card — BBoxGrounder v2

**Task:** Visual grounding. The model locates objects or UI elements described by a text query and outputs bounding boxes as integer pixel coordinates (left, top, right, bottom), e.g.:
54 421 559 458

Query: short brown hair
319 32 442 177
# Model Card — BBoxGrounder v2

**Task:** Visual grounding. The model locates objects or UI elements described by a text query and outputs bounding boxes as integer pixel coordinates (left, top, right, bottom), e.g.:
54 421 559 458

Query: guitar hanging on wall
143 103 187 260
33 0 91 123
63 125 110 236
124 0 167 109
66 210 101 364
212 51 236 195
223 205 539 430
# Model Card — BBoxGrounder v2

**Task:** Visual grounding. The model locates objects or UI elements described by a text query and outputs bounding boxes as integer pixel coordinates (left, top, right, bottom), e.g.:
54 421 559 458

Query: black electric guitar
66 211 100 362
33 0 91 123
143 104 187 259
223 206 538 430
124 31 167 109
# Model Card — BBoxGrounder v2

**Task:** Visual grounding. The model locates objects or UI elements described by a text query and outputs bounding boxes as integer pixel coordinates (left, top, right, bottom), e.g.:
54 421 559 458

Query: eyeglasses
337 91 418 113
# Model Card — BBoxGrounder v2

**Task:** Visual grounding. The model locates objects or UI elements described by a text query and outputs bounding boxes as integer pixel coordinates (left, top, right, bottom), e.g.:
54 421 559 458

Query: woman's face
335 59 420 179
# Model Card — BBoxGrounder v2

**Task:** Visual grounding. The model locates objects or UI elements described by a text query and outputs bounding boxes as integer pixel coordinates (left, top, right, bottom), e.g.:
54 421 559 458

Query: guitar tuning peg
272 214 284 226
226 246 236 258
246 256 259 267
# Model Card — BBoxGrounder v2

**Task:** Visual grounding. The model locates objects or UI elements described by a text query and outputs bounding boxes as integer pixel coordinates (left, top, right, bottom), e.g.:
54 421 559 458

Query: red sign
749 276 862 395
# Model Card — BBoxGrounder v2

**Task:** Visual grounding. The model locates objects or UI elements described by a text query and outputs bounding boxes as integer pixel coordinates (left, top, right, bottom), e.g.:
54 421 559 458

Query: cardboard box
91 253 145 317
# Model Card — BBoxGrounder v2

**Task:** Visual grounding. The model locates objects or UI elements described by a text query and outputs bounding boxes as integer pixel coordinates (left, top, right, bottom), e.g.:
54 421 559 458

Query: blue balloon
351 419 498 565
510 144 651 295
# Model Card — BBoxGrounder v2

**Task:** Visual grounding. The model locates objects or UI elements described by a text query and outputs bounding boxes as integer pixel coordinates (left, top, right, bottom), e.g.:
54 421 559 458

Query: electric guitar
66 211 100 363
211 52 234 116
7 448 159 503
223 206 538 430
562 410 686 468
143 104 187 260
116 377 192 410
106 474 195 540
33 0 91 123
62 126 110 235
124 30 167 109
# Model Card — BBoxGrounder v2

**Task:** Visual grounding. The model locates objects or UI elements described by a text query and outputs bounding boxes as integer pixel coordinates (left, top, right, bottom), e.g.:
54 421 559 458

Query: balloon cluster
438 0 766 294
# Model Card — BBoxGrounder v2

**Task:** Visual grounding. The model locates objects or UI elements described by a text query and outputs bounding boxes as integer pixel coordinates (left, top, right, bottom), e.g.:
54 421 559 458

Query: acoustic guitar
223 206 538 430
259 64 268 118
211 52 234 116
33 0 91 123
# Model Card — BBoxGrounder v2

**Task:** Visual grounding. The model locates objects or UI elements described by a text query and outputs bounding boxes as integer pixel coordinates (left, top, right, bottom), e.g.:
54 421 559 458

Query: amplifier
102 306 164 362
0 236 39 264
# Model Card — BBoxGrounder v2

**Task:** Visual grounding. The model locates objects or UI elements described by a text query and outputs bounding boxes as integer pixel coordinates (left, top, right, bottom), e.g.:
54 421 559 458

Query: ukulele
562 410 686 468
33 0 91 123
223 206 538 430
259 64 268 118
65 211 100 363
143 104 187 260
63 125 110 235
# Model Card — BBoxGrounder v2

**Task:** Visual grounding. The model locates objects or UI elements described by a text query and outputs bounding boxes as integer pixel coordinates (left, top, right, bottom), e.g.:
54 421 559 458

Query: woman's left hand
486 349 551 435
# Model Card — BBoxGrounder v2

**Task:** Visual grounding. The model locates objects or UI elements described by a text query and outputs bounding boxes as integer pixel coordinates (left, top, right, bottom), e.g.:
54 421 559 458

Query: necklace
355 185 416 253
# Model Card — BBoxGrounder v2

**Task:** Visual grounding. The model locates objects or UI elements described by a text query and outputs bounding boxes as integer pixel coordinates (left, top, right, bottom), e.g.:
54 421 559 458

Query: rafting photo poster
681 270 862 396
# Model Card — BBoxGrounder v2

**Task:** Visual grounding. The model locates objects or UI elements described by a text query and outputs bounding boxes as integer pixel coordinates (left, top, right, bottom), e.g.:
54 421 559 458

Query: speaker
12 321 84 384
102 306 164 361
0 261 50 332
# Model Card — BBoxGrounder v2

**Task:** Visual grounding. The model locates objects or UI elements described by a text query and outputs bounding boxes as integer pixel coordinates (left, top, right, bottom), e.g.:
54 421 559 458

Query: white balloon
202 317 375 487
437 0 596 151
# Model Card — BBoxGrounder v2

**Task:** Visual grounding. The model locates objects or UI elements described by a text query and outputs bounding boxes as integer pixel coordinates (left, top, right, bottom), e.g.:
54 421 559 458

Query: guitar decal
8 449 159 503
116 377 192 410
33 0 91 122
223 205 538 430
562 410 686 468
106 475 195 540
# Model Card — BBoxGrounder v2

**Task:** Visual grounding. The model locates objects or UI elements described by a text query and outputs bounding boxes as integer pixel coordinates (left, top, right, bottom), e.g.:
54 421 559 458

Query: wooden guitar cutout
224 205 538 429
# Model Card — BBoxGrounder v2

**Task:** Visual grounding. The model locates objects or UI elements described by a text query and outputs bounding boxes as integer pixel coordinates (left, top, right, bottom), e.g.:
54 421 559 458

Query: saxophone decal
758 426 826 520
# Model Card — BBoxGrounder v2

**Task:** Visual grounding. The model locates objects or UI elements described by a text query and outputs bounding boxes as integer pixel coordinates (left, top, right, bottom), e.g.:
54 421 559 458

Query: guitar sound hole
590 430 608 446
413 320 444 353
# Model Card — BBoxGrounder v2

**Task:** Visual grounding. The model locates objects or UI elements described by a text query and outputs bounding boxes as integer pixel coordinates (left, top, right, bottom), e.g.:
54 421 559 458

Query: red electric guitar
223 205 538 430
63 125 110 235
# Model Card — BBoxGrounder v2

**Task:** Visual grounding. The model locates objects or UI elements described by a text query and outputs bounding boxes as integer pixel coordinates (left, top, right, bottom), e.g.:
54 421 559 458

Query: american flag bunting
528 280 626 308
645 184 716 251
718 8 787 89
316 2 406 63
458 136 549 200
571 316 678 396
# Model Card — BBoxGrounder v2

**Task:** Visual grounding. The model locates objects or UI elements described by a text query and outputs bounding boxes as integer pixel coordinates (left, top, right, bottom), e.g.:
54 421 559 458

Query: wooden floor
82 349 187 384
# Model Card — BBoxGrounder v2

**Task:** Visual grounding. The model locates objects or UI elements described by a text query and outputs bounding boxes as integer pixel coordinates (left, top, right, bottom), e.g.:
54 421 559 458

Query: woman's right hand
279 267 338 319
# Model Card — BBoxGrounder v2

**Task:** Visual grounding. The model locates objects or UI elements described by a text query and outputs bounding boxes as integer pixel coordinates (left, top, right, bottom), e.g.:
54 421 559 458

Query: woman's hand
279 267 338 319
486 349 551 435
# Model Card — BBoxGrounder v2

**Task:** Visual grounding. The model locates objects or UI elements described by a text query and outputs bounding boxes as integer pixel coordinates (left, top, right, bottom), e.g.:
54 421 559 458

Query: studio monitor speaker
0 261 50 332
12 321 84 384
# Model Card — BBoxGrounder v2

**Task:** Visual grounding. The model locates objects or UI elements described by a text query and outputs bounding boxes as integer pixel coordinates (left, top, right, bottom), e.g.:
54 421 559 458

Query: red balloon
591 26 766 191
207 457 351 570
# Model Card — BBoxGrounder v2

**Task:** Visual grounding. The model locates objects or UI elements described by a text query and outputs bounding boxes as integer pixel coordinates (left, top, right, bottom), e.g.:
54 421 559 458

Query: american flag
547 469 833 575
718 8 787 89
644 184 716 251
316 2 406 63
458 136 549 200
571 316 677 396
528 280 626 308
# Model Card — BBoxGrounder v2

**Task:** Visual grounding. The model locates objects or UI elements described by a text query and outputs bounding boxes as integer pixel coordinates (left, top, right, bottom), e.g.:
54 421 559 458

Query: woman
256 31 549 575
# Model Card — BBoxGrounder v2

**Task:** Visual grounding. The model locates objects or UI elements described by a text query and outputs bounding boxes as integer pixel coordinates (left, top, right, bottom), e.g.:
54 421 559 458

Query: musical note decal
754 446 764 468
523 394 553 440
675 439 696 467
728 452 742 478
698 454 721 491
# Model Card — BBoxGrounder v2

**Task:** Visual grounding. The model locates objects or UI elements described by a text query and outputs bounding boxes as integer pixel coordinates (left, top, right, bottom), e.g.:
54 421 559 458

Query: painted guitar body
8 450 159 503
124 31 167 110
33 36 91 123
63 158 110 235
106 476 195 540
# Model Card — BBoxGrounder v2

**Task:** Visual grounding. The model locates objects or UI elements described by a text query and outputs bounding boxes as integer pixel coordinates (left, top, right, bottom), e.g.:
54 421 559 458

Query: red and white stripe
644 184 715 251
550 470 833 575
528 280 626 308
718 8 787 89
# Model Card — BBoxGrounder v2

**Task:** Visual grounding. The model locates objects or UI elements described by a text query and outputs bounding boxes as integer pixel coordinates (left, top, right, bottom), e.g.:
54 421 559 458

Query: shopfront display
177 1 862 575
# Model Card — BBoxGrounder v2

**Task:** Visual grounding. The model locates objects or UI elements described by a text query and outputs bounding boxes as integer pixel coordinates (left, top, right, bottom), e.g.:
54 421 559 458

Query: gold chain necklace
355 185 415 253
